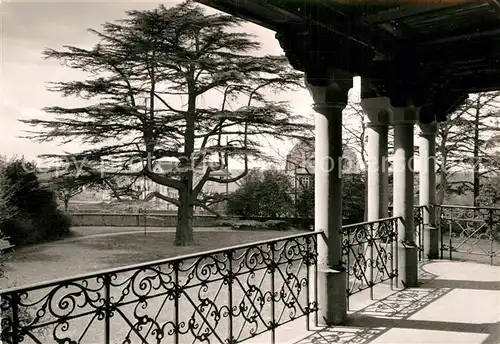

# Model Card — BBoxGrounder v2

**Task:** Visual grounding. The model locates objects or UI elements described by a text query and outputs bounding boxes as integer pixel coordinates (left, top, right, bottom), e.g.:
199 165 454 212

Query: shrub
0 157 72 246
215 218 291 231
227 169 294 218
263 220 290 231
295 173 366 224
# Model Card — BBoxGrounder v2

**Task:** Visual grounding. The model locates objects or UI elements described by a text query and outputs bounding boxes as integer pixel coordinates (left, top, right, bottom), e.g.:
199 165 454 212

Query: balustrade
1 233 319 344
438 205 500 265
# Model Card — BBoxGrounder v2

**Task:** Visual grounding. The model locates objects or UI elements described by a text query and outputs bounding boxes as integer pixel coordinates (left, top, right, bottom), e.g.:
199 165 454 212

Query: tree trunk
176 72 197 247
473 98 480 206
437 171 446 206
437 129 448 206
64 199 69 212
175 188 194 246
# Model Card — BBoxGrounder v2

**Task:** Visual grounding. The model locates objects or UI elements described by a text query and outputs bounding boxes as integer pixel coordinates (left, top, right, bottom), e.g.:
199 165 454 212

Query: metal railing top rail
68 212 217 217
439 204 500 211
0 231 321 296
341 216 401 230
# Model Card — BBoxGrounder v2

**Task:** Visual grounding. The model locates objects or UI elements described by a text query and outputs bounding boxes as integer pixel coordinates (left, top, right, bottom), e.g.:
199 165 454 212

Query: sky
0 0 361 168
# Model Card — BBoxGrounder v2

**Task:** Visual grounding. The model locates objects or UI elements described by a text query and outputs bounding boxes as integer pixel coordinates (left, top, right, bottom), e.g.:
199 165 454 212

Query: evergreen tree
436 92 500 205
21 1 308 245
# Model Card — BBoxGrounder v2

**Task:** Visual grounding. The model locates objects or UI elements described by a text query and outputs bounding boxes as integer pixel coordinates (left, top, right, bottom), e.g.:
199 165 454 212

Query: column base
316 266 347 325
424 225 440 260
397 243 419 288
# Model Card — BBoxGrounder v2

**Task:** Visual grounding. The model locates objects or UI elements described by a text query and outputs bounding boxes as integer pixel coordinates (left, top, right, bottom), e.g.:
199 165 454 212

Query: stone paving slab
245 260 500 344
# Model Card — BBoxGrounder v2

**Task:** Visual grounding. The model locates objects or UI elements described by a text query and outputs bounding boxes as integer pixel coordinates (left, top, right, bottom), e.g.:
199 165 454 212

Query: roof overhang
197 0 500 121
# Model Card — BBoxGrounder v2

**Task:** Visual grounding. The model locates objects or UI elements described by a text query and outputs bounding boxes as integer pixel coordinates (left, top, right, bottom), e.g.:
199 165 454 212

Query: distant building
34 159 246 211
285 140 363 190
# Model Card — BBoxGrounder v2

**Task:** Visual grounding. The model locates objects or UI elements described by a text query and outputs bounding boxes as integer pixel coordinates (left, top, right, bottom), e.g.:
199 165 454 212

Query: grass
79 230 305 266
0 228 306 288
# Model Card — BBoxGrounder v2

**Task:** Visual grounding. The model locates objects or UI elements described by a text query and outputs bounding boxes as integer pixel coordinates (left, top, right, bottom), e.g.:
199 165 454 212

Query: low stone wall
70 213 314 229
70 213 219 227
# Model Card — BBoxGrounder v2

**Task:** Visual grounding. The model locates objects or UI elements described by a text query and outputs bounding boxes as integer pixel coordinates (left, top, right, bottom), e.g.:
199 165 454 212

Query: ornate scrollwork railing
438 205 500 265
0 232 319 344
388 205 425 261
341 217 398 299
414 206 424 261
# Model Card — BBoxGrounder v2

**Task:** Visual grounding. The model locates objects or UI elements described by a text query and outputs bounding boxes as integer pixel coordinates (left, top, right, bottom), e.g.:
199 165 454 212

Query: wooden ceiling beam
488 0 500 15
418 27 500 45
272 0 394 57
362 3 464 24
195 0 304 31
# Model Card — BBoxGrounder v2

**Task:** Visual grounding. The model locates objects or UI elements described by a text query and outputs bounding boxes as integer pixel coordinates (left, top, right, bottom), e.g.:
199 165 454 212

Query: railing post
417 208 423 262
489 209 494 266
314 237 319 327
270 242 276 344
394 219 399 289
390 219 395 291
306 237 312 332
345 229 350 311
174 261 180 344
10 292 20 344
104 274 111 344
440 209 444 260
228 250 234 343
448 221 453 261
369 223 374 300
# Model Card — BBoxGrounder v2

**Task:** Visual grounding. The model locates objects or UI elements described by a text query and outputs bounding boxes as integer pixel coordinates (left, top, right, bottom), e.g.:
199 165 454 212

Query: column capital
391 106 420 126
419 121 439 137
361 97 391 127
305 71 352 116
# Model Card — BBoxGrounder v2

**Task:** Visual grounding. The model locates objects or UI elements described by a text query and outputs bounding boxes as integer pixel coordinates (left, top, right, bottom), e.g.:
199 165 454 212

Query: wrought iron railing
438 205 500 265
414 206 424 262
341 217 399 302
388 206 425 261
0 232 319 344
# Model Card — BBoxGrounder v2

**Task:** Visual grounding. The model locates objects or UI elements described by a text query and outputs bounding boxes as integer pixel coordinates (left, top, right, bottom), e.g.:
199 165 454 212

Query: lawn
0 228 306 289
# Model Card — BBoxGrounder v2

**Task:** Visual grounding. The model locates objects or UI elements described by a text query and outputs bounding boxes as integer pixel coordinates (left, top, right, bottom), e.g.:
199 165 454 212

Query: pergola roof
197 0 500 122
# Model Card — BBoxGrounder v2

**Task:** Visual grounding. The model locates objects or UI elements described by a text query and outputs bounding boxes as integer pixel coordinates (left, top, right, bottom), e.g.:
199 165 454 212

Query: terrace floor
246 260 500 344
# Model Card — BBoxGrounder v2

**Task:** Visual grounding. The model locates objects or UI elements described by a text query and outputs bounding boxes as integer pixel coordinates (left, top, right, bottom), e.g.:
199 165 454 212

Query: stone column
419 121 439 259
307 73 351 325
361 97 390 221
392 106 419 288
361 96 390 296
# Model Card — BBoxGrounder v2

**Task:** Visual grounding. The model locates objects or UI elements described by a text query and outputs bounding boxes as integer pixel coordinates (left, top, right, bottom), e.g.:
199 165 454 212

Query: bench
0 237 15 254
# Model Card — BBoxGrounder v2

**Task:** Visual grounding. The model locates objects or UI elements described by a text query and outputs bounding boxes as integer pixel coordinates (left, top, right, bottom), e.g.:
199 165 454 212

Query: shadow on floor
419 279 500 290
294 264 500 344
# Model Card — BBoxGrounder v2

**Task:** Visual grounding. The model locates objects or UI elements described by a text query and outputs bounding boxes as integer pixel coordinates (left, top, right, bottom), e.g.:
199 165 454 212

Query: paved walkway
246 260 500 344
62 226 234 243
